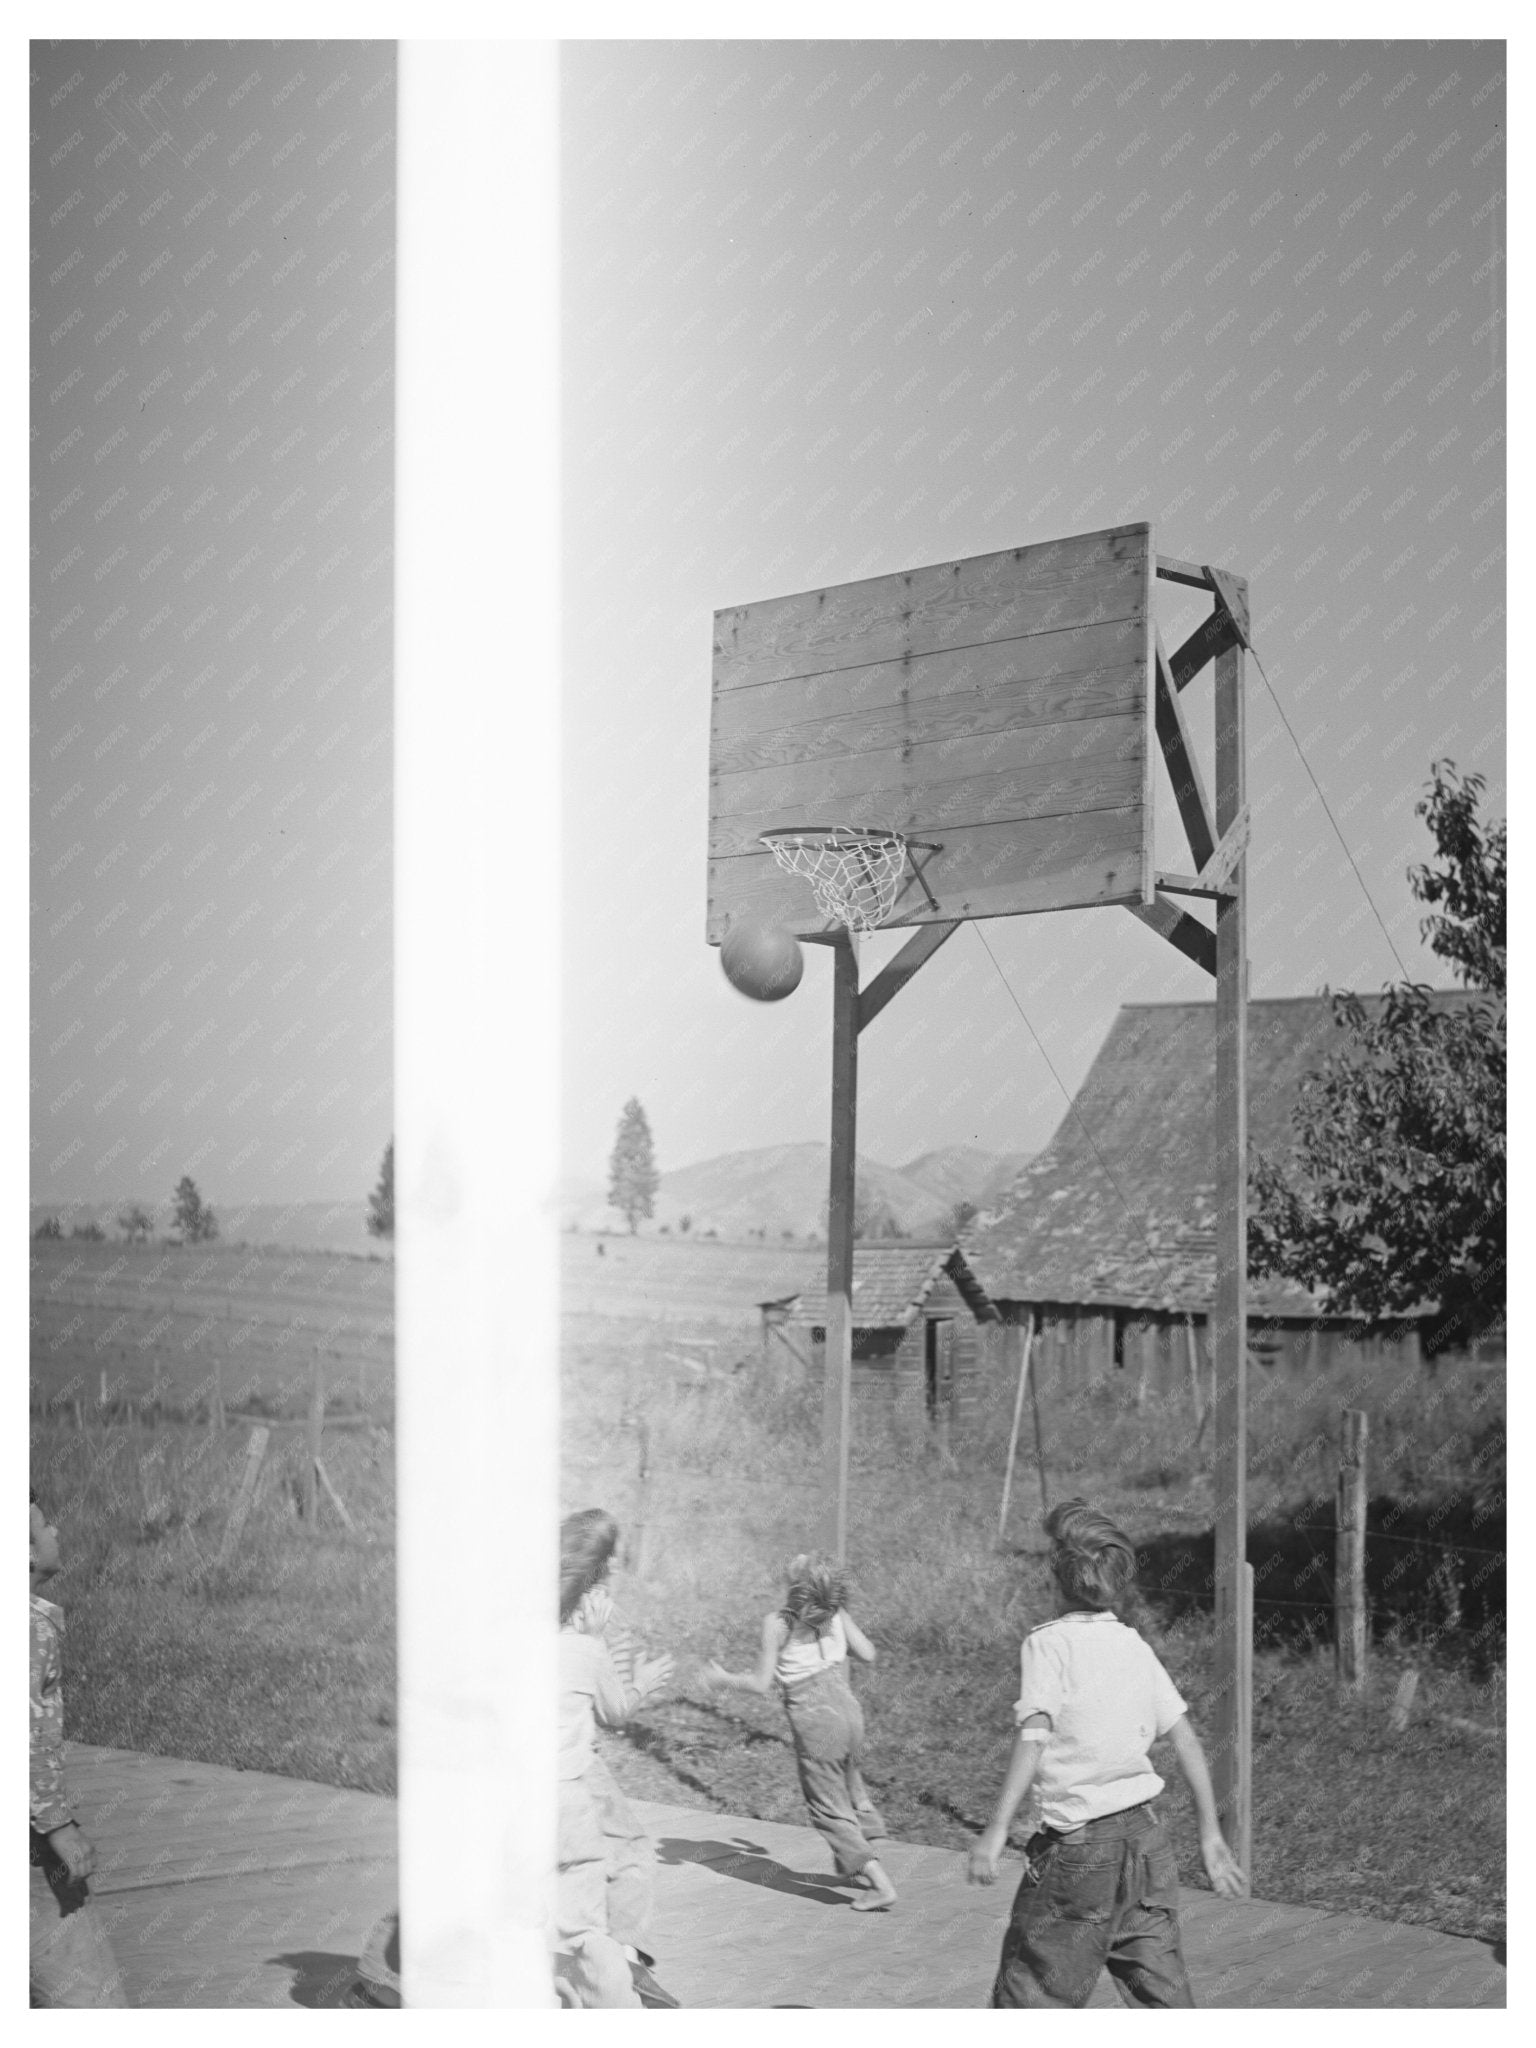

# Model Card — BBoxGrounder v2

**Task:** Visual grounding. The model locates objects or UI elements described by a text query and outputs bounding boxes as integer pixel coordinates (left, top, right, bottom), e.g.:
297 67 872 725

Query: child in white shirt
967 1499 1247 2007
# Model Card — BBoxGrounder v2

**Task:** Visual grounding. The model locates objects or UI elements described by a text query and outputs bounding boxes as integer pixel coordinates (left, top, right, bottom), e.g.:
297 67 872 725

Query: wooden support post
218 1425 271 1567
304 1348 323 1523
933 1322 953 1462
315 1457 357 1533
1028 1332 1050 1516
1210 578 1251 1868
998 1314 1037 1540
823 933 860 1563
1388 1668 1419 1733
211 1345 226 1438
1336 1407 1368 1692
628 1413 652 1578
98 1369 108 1409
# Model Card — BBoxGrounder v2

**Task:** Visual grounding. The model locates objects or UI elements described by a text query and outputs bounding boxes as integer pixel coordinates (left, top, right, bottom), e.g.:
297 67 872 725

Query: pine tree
367 1140 395 1240
608 1099 659 1234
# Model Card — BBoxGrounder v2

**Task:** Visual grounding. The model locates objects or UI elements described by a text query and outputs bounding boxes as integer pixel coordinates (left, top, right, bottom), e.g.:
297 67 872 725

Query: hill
897 1145 1032 1215
563 1141 1033 1240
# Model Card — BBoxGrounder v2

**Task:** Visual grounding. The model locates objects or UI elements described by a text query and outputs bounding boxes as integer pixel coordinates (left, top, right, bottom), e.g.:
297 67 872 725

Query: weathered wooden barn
791 1244 998 1445
968 994 1484 1394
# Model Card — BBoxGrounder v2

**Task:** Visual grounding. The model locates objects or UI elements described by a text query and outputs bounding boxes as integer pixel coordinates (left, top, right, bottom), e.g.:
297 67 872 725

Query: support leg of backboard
1211 585 1251 1871
824 934 859 1561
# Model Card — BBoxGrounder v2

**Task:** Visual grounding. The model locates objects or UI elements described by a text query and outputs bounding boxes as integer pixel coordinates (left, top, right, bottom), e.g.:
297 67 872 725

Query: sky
30 41 395 1215
27 37 1508 1217
560 38 1505 1190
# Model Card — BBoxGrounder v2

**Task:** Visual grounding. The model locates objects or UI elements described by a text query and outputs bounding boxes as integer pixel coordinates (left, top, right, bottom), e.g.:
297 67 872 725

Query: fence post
1388 1668 1419 1732
1185 1316 1204 1431
998 1315 1036 1541
304 1347 323 1523
1336 1408 1368 1691
218 1425 271 1567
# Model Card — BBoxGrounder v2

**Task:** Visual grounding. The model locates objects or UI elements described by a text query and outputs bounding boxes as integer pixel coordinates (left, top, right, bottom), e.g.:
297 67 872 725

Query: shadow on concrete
656 1835 852 1907
272 1950 366 2008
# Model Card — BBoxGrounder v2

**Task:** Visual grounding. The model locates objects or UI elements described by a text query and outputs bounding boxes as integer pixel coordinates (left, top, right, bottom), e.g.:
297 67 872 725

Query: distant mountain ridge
564 1141 1034 1240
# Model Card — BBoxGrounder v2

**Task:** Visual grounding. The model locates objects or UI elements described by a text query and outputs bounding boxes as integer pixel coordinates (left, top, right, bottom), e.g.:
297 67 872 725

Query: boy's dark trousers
990 1801 1195 2009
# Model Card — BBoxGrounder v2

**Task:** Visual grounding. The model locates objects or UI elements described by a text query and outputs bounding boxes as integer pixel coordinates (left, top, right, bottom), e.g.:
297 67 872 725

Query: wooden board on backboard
707 523 1156 941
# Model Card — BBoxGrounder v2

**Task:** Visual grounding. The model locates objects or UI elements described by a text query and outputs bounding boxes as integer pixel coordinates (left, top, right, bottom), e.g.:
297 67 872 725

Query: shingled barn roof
797 1244 997 1332
967 993 1480 1319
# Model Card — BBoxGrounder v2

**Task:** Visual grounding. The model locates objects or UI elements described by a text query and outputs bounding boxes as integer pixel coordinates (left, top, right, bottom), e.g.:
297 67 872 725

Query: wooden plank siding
711 806 1148 938
809 1272 991 1447
708 525 1154 942
985 1304 1434 1391
713 527 1152 691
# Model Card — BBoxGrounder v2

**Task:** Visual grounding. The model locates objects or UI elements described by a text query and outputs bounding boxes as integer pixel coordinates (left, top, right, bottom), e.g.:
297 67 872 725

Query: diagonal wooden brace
1125 896 1218 977
1169 608 1242 693
856 919 961 1032
1154 631 1218 871
1155 805 1251 899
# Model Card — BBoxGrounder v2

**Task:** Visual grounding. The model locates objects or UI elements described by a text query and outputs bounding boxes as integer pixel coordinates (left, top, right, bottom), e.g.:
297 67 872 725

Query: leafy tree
950 1198 979 1238
171 1175 218 1246
608 1099 659 1234
367 1140 395 1240
117 1203 154 1244
70 1221 105 1242
33 1215 62 1240
1250 763 1505 1342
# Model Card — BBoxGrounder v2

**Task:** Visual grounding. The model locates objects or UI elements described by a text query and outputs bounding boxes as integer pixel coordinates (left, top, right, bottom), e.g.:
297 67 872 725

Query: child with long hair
557 1508 674 2007
967 1498 1247 2007
705 1554 897 1911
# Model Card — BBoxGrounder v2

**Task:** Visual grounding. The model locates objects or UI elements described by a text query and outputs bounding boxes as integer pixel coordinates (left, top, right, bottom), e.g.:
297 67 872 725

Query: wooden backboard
707 522 1156 942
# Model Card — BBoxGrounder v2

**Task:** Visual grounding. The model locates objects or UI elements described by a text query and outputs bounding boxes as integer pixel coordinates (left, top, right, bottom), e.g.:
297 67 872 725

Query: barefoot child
967 1499 1247 2008
557 1510 675 2008
705 1555 897 1911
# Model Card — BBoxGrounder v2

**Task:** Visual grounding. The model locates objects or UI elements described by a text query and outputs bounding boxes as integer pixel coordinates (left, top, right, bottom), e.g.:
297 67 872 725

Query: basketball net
760 826 909 934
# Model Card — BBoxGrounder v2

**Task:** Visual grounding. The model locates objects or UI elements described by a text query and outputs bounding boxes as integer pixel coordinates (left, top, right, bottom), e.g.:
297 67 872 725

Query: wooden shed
795 1244 998 1448
968 994 1486 1389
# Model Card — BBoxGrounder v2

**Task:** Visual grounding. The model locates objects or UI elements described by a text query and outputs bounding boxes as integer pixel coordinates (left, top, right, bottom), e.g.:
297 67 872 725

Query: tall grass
562 1253 1505 1938
965 1333 1505 1508
33 1415 396 1793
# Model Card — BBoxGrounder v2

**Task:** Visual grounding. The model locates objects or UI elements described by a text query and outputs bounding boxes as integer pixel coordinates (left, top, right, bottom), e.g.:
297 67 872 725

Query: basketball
720 921 804 1002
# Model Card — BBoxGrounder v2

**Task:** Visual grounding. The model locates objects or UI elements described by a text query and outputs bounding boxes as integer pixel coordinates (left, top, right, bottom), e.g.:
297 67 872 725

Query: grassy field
563 1235 1505 1946
31 1236 394 1420
31 1236 395 1794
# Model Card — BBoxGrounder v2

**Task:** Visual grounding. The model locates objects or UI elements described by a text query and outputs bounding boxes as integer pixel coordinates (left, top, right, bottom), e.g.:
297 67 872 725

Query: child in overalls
706 1554 897 1911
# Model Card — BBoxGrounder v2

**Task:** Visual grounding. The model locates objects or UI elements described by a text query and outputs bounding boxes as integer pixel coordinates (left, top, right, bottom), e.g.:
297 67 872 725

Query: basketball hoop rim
758 824 929 853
